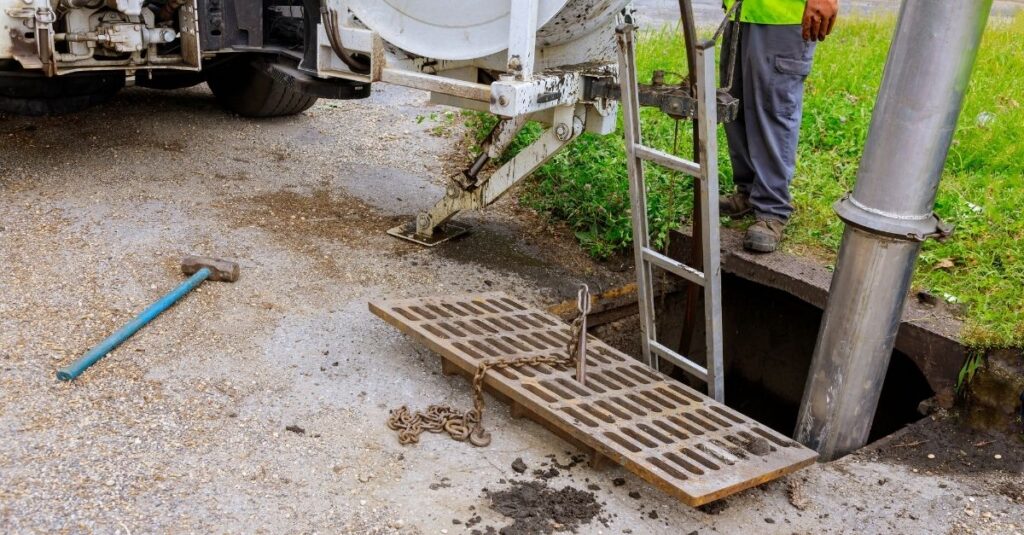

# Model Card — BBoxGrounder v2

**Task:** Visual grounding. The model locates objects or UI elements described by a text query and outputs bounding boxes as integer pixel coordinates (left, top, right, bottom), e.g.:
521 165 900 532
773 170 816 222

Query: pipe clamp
834 194 953 242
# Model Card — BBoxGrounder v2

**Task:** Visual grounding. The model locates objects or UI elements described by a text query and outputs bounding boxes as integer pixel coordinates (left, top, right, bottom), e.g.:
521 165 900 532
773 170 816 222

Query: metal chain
388 285 591 448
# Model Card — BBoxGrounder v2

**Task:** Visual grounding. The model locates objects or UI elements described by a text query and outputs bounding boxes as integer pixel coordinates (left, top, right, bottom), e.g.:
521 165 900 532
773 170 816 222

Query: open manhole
593 273 936 448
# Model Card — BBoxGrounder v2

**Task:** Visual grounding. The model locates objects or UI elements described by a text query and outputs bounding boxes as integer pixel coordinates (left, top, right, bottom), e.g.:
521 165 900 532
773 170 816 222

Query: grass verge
473 15 1024 348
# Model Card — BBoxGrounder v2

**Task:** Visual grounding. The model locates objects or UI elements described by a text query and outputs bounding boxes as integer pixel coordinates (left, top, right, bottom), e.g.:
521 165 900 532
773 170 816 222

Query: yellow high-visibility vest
724 0 806 25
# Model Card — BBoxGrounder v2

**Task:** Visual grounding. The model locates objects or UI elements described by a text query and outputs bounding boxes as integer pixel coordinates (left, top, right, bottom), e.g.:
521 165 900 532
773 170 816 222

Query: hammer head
181 255 240 282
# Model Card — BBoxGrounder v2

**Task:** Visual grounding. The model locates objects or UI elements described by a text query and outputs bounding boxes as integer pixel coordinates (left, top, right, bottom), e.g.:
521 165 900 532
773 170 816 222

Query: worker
718 0 839 252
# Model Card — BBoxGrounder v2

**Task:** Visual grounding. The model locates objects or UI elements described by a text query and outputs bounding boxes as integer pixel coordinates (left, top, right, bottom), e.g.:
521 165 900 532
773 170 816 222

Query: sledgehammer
56 256 239 381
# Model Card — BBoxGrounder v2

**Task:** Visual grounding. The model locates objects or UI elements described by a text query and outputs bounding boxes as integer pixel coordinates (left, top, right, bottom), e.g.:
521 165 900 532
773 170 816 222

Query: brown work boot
719 191 753 218
744 217 787 253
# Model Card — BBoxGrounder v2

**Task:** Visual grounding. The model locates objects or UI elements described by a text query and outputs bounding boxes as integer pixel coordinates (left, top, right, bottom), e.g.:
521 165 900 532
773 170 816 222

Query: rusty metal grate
370 292 817 506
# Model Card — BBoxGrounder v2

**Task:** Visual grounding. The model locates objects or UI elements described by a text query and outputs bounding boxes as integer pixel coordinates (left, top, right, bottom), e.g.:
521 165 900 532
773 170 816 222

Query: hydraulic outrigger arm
388 2 741 247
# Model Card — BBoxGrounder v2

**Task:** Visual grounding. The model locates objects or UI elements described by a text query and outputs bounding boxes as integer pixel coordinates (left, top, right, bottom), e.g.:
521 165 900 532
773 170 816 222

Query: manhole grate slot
370 292 818 506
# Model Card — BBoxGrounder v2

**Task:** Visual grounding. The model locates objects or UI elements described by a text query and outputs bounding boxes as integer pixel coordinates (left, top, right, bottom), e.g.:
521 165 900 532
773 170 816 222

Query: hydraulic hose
320 3 370 75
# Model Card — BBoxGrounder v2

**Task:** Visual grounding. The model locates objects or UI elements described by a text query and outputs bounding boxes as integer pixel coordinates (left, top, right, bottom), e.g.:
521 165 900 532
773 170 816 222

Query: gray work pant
722 23 815 221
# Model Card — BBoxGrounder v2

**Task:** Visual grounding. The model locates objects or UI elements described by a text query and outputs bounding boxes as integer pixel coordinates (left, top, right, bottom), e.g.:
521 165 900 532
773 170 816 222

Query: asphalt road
1 83 1021 533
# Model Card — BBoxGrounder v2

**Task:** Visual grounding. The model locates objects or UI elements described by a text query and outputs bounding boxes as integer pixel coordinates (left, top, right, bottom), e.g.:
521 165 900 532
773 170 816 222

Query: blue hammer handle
56 267 212 381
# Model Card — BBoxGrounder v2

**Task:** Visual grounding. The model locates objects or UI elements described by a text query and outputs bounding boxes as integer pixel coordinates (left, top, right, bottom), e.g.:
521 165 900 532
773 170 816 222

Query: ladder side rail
616 25 657 368
695 44 725 402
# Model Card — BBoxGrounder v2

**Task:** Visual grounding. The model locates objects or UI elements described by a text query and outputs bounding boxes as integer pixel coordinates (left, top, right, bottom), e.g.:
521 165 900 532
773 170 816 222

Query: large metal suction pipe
795 0 992 461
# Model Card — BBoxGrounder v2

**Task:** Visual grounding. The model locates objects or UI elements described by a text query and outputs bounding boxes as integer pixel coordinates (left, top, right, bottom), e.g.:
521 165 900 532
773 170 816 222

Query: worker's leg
742 24 815 222
721 23 755 205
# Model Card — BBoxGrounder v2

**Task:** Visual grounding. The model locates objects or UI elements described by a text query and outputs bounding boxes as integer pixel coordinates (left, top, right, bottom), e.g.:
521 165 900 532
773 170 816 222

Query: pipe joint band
834 194 953 242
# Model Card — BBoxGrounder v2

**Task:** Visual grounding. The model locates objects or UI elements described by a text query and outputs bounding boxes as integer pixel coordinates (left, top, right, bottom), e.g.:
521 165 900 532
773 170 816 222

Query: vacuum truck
0 1 627 121
1 0 633 238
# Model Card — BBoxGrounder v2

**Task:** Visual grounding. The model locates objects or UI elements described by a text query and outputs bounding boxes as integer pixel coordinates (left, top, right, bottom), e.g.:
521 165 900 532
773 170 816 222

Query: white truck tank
347 0 631 61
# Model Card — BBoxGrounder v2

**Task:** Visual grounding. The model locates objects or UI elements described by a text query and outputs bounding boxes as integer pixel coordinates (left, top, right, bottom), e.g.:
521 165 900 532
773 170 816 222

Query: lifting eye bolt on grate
568 284 592 387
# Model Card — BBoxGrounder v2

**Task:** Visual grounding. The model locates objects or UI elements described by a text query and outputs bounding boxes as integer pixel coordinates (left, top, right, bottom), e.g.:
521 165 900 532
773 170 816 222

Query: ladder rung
649 340 709 382
635 145 701 178
642 248 705 286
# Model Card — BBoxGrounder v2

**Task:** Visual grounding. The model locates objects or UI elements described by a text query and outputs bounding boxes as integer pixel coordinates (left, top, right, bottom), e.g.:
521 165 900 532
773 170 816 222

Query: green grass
479 15 1024 348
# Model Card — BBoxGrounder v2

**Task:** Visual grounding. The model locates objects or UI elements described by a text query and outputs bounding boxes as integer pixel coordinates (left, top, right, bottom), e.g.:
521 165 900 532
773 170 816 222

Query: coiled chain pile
387 288 590 447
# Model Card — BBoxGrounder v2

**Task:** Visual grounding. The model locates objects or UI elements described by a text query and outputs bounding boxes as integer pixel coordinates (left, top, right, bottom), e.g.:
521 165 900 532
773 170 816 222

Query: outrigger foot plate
387 221 471 247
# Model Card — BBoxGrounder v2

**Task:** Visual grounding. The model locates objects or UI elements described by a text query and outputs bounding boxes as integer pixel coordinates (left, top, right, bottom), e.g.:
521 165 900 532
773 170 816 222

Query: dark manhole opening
720 347 933 443
598 273 935 448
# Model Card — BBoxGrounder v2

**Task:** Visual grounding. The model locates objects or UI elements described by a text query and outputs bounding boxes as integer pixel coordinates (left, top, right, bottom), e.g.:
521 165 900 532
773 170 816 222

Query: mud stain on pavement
485 480 604 535
873 417 1023 476
221 186 409 275
437 220 629 303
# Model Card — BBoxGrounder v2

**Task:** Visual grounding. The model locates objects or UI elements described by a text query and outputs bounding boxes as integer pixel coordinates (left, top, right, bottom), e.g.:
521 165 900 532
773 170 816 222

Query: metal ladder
615 25 725 402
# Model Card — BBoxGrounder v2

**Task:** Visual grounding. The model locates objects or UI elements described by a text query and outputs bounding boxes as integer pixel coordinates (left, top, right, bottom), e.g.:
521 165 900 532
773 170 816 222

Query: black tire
0 70 124 116
205 55 317 117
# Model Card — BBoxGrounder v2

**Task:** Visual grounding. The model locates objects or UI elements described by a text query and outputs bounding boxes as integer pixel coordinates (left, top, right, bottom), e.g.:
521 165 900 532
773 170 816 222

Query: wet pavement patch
485 480 603 535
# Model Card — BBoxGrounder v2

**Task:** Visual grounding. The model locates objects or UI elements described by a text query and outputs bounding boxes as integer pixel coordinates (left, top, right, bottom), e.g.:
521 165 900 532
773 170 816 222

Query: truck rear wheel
206 55 318 118
0 70 124 116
